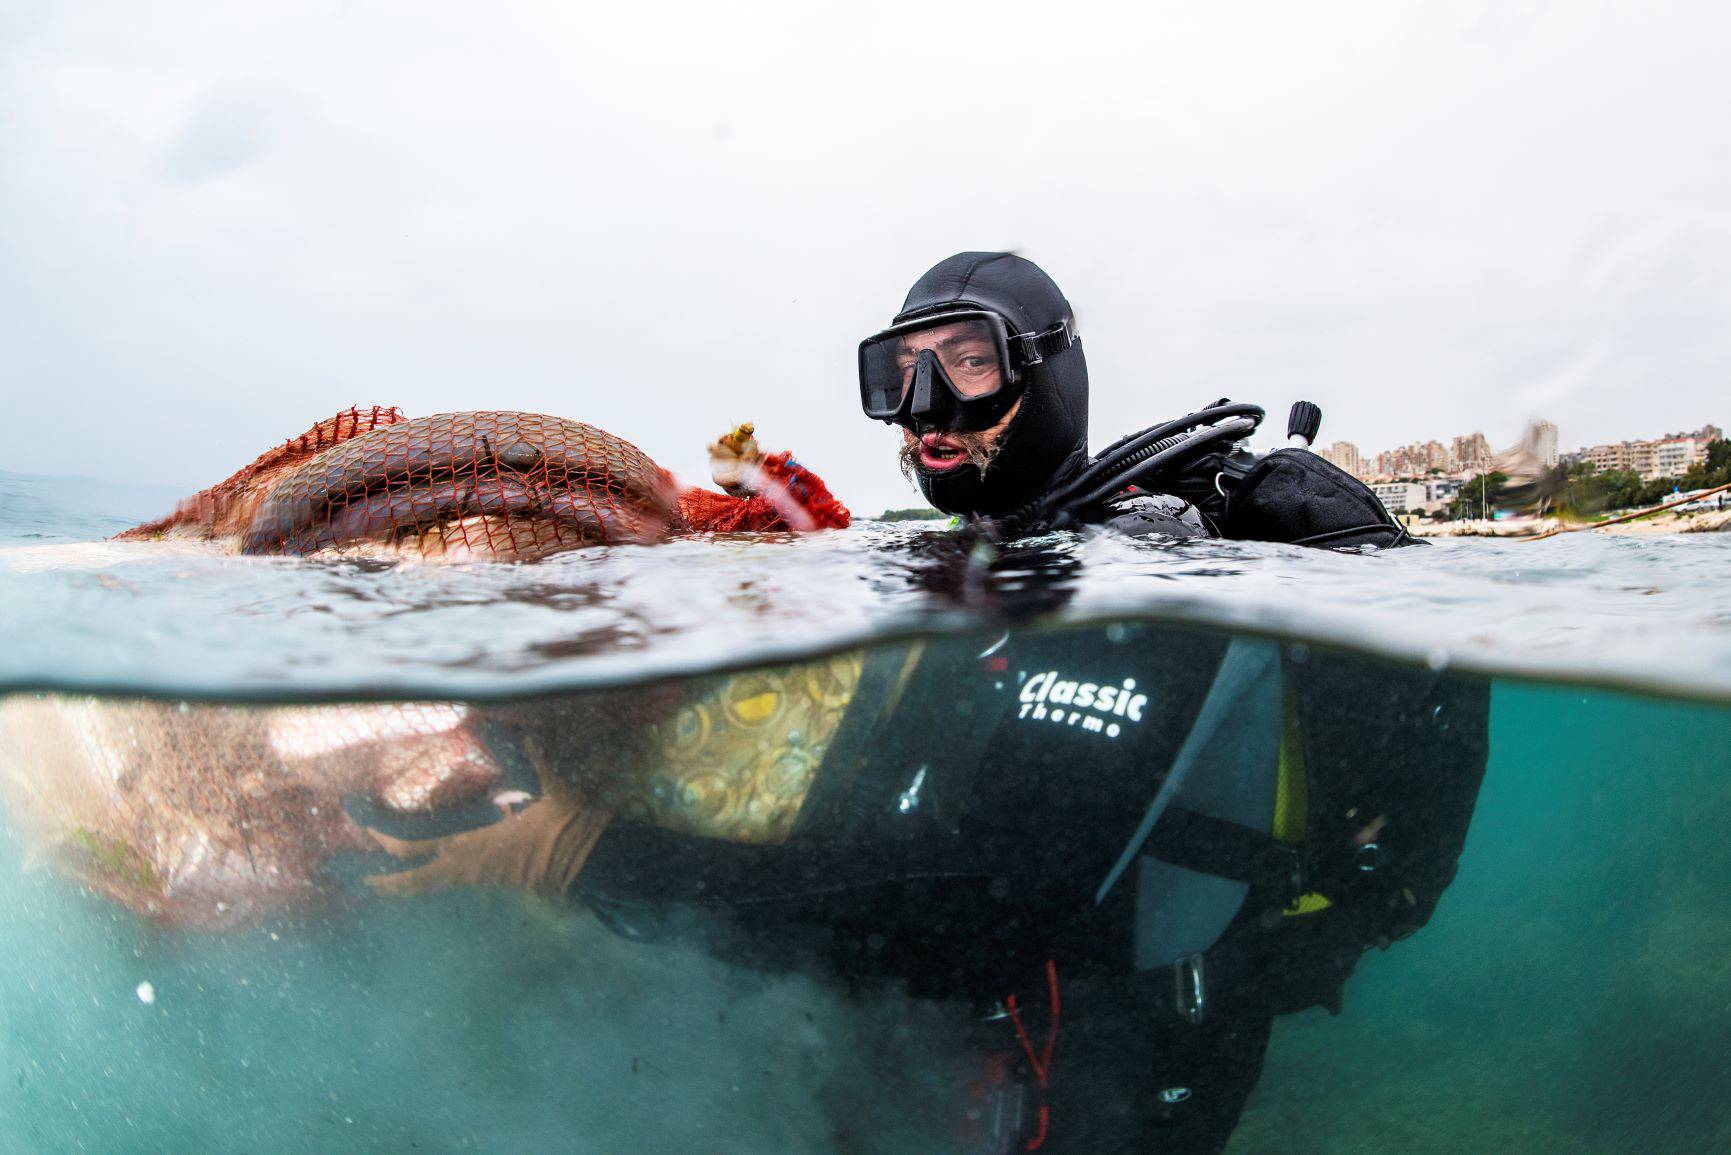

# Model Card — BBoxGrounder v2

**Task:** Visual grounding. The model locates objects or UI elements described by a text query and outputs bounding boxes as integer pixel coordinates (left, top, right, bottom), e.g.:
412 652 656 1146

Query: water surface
1 471 1728 1152
3 471 1729 705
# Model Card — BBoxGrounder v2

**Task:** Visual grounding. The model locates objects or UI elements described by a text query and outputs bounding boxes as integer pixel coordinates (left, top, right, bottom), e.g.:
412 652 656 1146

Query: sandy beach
1409 508 1731 538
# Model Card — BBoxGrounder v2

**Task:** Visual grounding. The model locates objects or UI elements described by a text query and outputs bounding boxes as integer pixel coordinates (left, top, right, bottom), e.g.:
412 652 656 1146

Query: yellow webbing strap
1275 669 1333 915
1273 673 1307 846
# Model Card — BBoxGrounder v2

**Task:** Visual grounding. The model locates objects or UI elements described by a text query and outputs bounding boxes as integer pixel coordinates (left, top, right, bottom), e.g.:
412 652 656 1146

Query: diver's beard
898 431 1003 484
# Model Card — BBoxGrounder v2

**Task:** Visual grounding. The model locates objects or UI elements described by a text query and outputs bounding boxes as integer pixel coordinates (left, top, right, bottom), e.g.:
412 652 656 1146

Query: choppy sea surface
4 470 1731 704
1 469 1728 1152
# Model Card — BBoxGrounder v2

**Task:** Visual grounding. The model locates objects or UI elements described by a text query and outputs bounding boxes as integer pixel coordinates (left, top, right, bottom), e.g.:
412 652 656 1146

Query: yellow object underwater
610 652 863 844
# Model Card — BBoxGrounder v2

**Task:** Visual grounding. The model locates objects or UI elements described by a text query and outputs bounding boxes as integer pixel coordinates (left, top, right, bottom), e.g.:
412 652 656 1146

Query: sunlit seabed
1 472 1728 1152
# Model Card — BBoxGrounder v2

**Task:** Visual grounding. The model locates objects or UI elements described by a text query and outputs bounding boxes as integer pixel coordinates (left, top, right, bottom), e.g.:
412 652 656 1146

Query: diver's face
899 397 1022 474
891 318 1017 474
893 319 1004 399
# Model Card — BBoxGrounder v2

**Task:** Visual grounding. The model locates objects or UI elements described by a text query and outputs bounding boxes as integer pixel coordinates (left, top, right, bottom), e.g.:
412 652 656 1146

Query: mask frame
858 310 1074 432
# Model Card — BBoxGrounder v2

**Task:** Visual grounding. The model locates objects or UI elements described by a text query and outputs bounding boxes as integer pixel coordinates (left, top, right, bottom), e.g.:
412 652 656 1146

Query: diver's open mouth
918 434 971 472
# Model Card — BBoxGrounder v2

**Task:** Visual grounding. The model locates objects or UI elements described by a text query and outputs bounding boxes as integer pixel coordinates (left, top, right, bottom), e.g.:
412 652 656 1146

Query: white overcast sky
2 1 1728 513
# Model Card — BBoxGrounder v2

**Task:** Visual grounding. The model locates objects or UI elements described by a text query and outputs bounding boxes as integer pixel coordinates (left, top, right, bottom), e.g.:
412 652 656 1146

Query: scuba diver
359 254 1488 1153
859 250 1411 547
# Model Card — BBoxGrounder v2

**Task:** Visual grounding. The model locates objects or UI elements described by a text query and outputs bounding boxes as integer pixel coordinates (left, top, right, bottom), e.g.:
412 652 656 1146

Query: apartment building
1581 425 1722 482
1320 441 1363 476
1371 482 1428 513
1533 420 1558 468
1450 432 1492 474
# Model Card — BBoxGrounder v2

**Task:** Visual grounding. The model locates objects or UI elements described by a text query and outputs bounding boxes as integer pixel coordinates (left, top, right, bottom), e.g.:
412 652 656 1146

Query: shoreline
1408 508 1731 538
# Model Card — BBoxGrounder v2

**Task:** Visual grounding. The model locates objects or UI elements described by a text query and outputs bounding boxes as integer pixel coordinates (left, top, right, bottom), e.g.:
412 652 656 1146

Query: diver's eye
947 351 997 378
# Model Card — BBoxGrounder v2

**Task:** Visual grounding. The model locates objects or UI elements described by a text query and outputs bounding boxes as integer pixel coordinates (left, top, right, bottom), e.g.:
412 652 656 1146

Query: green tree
1695 438 1731 489
1447 471 1509 520
1537 463 1646 520
1708 438 1731 475
1677 440 1729 492
877 506 943 522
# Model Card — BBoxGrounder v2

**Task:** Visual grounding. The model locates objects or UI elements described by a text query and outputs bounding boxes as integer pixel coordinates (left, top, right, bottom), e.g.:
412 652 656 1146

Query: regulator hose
1022 400 1266 528
1062 417 1261 514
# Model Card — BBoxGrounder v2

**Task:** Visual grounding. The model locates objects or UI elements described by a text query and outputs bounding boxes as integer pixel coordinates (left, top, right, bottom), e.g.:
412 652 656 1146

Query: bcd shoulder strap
1133 644 1491 1017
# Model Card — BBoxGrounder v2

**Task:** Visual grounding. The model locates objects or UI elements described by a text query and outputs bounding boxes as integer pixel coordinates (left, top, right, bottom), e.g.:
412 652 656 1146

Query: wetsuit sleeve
1294 651 1490 945
677 451 852 532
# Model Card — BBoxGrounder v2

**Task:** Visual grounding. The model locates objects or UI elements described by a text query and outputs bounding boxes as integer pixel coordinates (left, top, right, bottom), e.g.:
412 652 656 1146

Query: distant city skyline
1320 419 1722 483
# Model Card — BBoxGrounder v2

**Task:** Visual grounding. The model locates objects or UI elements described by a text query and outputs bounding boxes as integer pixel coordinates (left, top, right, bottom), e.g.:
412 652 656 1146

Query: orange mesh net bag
678 450 852 533
119 408 682 561
118 407 847 559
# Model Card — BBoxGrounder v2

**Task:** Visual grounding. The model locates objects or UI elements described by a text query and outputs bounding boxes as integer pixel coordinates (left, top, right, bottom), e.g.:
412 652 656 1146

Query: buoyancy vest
1149 446 1412 549
574 625 1489 1016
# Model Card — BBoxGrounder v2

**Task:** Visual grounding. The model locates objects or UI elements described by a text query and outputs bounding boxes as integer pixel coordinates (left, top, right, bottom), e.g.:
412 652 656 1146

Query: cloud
0 1 1727 512
162 89 278 184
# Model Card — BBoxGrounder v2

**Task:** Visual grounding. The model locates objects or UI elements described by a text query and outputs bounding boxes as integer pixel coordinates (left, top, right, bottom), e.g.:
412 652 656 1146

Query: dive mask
858 310 1075 433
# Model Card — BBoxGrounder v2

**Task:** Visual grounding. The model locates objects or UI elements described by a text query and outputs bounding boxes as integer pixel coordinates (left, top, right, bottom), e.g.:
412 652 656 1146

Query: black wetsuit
576 619 1489 1152
572 248 1475 1148
571 439 1459 1151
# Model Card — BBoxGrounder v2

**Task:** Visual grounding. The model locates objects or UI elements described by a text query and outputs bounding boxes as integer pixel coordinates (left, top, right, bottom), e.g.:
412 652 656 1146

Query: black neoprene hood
892 252 1090 516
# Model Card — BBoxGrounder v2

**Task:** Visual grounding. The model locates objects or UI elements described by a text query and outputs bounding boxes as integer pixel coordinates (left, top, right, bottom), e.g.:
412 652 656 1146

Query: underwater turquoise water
1239 683 1731 1152
1 471 1728 1152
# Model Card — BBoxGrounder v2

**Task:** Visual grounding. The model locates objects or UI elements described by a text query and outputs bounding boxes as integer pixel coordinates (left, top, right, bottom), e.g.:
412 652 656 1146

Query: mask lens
910 317 1004 397
858 338 908 418
857 312 1012 420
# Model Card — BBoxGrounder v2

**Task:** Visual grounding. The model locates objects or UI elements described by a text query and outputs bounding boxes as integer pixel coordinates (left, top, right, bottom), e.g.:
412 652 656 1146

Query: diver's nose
907 351 942 423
